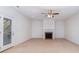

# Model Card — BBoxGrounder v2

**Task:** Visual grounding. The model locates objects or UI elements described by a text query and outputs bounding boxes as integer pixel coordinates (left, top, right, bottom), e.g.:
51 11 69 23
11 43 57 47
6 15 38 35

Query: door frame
0 15 13 52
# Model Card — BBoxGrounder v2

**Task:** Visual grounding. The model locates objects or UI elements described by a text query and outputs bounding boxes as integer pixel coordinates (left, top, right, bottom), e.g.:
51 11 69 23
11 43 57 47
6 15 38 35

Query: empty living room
0 6 79 53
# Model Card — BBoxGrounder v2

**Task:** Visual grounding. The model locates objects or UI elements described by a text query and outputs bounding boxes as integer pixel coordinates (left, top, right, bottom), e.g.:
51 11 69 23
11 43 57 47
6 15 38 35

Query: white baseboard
0 38 31 52
13 38 31 47
65 38 79 45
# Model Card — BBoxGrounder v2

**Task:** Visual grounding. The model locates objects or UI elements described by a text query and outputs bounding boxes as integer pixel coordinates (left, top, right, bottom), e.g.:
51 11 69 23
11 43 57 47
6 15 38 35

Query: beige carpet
3 38 79 53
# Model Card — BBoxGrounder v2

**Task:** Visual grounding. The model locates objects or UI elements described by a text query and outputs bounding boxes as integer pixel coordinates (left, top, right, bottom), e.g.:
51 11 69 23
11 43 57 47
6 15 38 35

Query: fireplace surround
43 19 55 40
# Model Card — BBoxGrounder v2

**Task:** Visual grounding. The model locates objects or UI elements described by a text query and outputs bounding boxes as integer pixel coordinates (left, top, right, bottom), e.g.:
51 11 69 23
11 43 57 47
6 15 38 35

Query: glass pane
3 18 11 46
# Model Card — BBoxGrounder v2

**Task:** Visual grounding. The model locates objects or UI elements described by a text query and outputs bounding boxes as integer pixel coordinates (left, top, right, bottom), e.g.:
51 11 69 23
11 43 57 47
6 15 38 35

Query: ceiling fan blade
53 13 59 15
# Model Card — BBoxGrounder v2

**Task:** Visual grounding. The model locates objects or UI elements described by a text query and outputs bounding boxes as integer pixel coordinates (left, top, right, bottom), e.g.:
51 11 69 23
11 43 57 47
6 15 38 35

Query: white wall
32 19 64 39
32 20 43 38
55 20 64 38
0 7 31 46
65 13 79 44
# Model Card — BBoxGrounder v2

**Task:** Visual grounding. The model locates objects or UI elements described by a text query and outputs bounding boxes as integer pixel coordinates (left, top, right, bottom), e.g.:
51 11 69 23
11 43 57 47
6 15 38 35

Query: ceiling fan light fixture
48 14 52 18
41 9 59 18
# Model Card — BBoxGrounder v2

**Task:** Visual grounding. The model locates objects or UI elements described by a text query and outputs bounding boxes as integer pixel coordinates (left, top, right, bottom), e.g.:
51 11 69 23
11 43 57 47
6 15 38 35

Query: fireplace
45 32 53 39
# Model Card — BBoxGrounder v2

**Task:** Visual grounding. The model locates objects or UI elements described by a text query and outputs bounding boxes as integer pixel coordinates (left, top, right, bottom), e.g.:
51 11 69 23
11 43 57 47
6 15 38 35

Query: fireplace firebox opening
45 32 53 39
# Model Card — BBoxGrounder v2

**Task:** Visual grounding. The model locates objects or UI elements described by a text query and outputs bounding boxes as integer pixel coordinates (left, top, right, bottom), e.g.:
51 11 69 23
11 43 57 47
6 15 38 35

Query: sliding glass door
3 18 12 46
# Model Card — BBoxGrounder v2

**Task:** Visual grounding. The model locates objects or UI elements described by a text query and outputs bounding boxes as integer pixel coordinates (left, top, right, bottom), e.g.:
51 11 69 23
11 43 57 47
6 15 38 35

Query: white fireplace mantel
42 19 56 40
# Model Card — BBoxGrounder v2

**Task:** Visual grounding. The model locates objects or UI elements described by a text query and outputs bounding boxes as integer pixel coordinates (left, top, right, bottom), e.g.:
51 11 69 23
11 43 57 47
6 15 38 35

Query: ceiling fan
41 9 59 18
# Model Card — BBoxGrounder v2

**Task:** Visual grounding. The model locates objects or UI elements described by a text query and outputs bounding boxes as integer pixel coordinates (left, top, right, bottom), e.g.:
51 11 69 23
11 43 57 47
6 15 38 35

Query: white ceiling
14 6 79 20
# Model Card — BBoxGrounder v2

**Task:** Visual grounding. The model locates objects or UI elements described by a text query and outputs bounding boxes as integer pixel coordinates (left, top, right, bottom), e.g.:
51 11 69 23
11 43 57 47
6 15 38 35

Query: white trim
66 38 79 45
